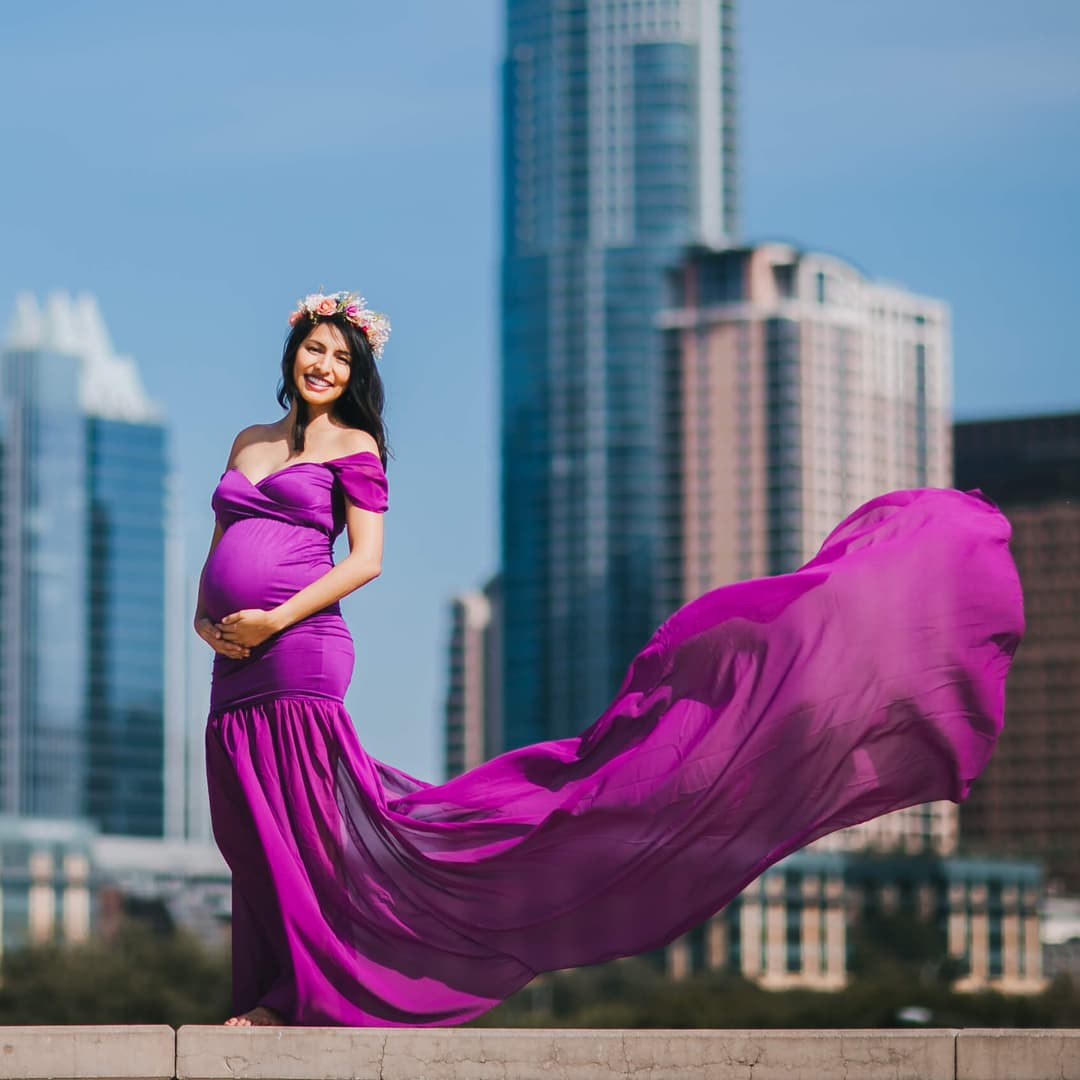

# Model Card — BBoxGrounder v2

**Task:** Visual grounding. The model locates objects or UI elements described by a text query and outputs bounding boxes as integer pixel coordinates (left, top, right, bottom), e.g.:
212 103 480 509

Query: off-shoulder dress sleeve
326 453 389 513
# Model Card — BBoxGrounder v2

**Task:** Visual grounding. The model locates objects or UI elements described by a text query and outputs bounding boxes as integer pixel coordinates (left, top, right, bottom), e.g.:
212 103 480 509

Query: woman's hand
217 608 283 649
194 615 252 660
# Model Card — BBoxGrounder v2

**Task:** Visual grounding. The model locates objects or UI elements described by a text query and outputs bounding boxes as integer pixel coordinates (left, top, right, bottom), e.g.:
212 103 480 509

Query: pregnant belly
203 518 337 621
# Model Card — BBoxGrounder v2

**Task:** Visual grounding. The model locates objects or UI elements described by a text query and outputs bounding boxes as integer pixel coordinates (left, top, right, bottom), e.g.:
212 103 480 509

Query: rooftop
3 290 161 424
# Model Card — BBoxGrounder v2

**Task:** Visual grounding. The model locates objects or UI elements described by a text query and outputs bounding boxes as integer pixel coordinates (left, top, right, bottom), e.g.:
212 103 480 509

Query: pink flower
344 304 361 321
316 297 337 316
288 310 303 326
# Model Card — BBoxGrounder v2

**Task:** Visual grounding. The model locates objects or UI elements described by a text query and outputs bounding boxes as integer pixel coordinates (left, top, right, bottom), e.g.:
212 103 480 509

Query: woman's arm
218 497 384 648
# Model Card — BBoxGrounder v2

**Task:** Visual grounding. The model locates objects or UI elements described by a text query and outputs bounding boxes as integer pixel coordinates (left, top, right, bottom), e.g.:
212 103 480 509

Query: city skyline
0 0 1076 780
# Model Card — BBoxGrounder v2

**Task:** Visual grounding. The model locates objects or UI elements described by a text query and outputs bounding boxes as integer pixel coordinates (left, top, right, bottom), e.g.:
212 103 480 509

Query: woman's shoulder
226 422 281 465
329 427 381 462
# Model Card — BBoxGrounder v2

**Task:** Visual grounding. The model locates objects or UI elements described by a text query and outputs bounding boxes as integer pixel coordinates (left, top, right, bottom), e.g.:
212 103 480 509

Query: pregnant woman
197 289 1024 1028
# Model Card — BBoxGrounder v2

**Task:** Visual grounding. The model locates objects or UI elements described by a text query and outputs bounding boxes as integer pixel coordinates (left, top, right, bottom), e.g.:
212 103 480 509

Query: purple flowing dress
203 450 1024 1027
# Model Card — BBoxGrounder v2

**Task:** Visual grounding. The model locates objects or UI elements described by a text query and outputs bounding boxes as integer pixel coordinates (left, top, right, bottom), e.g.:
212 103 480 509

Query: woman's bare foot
224 1005 285 1027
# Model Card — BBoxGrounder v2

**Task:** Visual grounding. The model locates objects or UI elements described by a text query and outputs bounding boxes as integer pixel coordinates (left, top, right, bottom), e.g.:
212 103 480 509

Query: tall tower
501 0 739 747
443 574 504 779
0 326 87 818
659 242 955 857
955 412 1080 891
2 293 171 835
85 413 168 835
657 243 952 608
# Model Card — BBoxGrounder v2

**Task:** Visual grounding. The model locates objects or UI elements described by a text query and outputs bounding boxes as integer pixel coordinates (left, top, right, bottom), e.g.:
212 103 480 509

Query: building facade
0 340 88 819
1 292 171 837
501 0 739 748
0 813 228 957
444 574 504 779
86 417 168 835
661 850 1044 995
657 243 951 605
0 815 95 953
954 412 1080 892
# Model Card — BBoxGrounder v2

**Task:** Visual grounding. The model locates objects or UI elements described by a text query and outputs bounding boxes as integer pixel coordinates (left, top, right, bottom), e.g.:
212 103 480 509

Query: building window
786 900 803 973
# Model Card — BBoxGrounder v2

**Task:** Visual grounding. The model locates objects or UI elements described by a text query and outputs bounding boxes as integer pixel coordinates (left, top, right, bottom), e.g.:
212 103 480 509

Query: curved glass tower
2 293 169 835
501 0 739 746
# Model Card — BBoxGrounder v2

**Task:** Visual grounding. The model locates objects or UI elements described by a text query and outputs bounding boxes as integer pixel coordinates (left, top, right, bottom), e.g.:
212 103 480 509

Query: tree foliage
472 949 1080 1030
0 923 231 1026
1 914 1074 1030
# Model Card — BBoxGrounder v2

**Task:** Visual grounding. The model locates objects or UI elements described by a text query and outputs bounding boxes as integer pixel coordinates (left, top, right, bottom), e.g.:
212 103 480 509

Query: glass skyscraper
1 292 169 835
500 0 739 746
0 346 88 818
86 417 167 835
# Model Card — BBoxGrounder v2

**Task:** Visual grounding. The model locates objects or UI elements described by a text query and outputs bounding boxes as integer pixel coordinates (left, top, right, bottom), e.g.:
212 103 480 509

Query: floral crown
288 291 391 359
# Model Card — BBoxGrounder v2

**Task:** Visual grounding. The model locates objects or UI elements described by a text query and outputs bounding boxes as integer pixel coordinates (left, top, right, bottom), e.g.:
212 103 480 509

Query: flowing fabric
204 452 1024 1026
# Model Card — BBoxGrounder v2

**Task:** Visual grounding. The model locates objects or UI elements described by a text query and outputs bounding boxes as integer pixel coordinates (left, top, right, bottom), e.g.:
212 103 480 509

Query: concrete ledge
176 1026 960 1080
0 1026 175 1080
0 1026 1077 1080
957 1028 1080 1079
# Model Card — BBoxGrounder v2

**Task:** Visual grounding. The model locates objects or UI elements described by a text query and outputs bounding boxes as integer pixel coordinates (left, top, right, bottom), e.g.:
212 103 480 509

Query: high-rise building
501 0 739 748
444 574 503 779
86 416 167 835
1 292 172 836
658 242 955 855
954 411 1080 892
657 243 951 608
0 338 87 818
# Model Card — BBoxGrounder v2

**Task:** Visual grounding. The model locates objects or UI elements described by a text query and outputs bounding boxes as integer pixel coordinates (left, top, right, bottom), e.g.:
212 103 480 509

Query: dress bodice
205 450 389 623
211 450 389 539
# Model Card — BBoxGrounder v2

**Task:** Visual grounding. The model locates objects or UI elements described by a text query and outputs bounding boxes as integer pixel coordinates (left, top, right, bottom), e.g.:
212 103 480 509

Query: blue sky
1 1 1076 782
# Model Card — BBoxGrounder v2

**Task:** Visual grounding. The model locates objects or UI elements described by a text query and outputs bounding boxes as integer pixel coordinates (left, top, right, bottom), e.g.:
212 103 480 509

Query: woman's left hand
218 608 283 648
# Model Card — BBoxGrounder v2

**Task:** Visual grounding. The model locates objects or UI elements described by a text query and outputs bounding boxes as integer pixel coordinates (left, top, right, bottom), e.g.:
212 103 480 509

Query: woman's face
293 321 352 410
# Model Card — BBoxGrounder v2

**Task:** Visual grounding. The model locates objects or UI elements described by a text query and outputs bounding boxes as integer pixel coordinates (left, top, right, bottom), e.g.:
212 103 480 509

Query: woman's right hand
194 615 251 660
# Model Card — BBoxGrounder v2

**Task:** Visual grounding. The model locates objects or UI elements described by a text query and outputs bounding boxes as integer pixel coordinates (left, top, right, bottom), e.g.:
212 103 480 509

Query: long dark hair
276 313 390 471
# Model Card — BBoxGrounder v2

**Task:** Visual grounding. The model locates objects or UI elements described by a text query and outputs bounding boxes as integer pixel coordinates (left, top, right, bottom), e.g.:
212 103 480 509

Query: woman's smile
302 372 334 393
